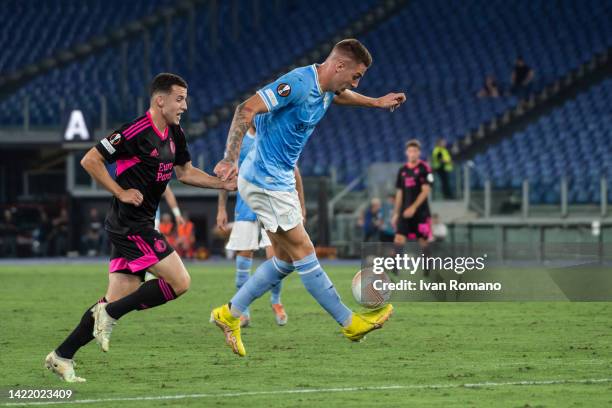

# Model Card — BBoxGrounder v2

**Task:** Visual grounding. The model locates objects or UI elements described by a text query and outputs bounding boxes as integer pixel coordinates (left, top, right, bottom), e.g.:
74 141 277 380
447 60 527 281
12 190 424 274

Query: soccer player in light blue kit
216 127 306 327
211 39 406 356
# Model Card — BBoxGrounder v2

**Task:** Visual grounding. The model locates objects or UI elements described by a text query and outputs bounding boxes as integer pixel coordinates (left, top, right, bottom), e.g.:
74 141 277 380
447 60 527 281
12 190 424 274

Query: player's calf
92 277 178 352
229 256 293 316
53 297 107 361
235 254 253 318
93 254 190 352
294 252 352 327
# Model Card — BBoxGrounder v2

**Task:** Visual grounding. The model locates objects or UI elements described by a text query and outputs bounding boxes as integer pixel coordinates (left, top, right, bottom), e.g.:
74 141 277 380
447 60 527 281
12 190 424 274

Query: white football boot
44 351 86 383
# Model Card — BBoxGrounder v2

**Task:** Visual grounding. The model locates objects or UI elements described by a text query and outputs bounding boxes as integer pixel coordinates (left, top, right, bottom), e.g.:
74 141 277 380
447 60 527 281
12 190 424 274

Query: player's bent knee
168 272 191 297
284 232 315 260
106 273 141 301
180 273 192 295
297 243 315 260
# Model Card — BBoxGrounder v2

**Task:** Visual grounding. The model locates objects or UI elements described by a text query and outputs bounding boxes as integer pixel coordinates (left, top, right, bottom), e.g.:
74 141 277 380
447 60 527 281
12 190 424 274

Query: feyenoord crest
277 83 291 97
154 239 167 253
169 139 176 154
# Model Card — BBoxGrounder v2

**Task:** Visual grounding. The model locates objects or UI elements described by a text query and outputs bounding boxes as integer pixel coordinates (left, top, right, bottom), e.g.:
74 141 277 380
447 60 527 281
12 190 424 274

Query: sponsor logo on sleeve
264 89 278 107
277 83 291 97
427 173 434 183
100 138 116 154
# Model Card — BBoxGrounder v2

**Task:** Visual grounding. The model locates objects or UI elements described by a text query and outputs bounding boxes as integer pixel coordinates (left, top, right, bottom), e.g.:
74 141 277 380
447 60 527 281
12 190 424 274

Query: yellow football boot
210 304 246 357
342 304 394 342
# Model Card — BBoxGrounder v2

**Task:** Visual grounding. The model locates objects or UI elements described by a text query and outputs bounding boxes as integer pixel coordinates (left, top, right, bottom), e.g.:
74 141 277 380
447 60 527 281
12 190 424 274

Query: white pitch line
3 378 611 407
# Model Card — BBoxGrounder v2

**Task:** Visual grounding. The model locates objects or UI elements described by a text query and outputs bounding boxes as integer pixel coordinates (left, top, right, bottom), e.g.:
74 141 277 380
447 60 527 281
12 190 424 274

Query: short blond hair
405 139 421 149
331 39 372 67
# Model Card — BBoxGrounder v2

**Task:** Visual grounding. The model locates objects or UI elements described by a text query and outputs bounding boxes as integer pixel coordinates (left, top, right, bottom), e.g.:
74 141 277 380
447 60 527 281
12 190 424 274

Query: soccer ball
351 269 391 309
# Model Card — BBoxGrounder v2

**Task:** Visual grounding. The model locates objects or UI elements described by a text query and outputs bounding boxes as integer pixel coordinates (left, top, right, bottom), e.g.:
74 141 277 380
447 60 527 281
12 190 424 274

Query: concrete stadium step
430 200 477 223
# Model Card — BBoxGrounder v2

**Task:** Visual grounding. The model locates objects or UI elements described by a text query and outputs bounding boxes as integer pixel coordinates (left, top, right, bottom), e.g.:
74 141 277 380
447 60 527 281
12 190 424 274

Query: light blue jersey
234 131 258 222
240 64 335 191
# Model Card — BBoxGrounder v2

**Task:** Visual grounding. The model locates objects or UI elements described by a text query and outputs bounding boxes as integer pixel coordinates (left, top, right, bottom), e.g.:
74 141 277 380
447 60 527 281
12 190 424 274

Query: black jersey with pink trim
95 112 191 234
395 160 433 218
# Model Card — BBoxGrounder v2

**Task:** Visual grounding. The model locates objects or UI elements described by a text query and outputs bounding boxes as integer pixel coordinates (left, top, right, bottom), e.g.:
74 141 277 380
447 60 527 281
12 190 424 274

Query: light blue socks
294 253 352 325
231 257 293 313
235 255 252 316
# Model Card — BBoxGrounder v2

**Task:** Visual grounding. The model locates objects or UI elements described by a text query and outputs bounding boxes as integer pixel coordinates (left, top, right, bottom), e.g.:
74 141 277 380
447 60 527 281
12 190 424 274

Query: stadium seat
473 79 612 204
1 0 611 196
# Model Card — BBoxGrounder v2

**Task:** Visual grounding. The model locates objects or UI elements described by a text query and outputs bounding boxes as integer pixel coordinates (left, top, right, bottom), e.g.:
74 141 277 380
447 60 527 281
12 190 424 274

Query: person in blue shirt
216 127 306 328
211 39 406 357
358 198 382 242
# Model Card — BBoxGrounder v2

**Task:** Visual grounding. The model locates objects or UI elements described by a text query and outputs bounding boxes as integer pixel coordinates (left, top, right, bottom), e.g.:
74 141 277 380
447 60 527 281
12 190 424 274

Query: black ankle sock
106 279 176 320
56 297 107 359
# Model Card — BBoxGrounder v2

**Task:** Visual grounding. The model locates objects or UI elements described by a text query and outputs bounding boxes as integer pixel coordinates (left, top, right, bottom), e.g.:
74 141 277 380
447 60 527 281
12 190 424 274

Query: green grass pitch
1 261 611 407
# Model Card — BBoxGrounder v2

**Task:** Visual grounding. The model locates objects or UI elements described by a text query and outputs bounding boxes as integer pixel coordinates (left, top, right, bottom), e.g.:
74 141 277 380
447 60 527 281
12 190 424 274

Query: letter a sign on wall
64 110 90 141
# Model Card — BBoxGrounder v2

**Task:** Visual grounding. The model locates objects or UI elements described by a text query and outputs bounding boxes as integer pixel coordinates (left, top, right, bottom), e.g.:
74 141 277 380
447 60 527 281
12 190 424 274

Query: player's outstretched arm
333 90 406 111
214 94 268 181
80 147 143 206
175 161 236 191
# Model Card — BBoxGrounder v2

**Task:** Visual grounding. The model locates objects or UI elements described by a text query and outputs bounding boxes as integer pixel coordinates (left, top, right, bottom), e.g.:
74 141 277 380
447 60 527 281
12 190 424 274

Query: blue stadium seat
0 0 376 125
473 79 612 204
0 0 173 73
1 0 611 197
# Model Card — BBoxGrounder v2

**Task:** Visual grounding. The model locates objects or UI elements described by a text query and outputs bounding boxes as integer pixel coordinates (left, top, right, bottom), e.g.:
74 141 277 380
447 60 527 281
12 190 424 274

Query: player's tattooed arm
175 161 237 191
333 90 406 111
223 104 250 163
81 147 143 206
214 94 268 181
217 190 229 231
294 166 306 221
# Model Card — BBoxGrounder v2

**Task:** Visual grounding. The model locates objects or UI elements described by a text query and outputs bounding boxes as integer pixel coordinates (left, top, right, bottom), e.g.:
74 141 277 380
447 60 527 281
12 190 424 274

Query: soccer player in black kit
392 139 433 273
45 73 236 382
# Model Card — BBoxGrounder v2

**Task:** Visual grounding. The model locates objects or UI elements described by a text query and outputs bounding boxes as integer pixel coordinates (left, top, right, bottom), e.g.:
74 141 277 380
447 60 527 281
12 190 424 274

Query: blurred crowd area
0 203 98 258
0 204 70 258
0 203 194 259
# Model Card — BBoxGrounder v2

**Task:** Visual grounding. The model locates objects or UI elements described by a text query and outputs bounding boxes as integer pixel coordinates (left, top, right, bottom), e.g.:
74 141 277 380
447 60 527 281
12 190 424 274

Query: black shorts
396 215 432 241
108 228 174 280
